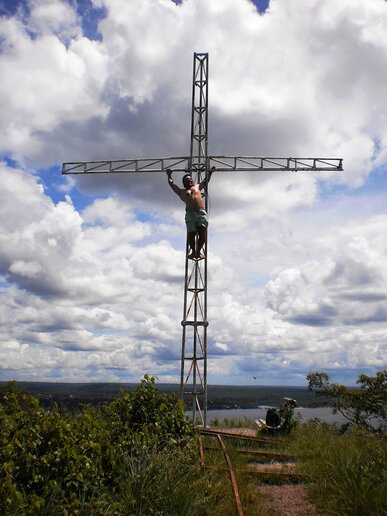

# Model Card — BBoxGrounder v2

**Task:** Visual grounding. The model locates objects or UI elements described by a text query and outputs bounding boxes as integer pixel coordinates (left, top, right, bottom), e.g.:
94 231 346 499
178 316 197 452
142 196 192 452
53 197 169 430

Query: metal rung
184 391 204 395
184 356 204 360
181 320 208 327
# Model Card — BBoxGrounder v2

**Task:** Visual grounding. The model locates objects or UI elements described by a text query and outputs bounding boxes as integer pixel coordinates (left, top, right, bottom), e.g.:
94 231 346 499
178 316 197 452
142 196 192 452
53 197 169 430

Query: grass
199 432 273 515
288 423 387 515
207 416 387 515
209 416 257 430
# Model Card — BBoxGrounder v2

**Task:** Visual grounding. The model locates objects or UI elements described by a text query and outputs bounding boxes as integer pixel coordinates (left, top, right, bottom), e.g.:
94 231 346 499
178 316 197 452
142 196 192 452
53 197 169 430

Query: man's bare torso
166 168 215 211
166 167 215 259
179 184 205 210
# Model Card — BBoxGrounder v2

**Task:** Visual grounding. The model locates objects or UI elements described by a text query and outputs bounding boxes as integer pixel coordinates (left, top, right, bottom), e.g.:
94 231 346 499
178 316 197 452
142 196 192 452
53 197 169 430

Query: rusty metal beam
217 434 244 516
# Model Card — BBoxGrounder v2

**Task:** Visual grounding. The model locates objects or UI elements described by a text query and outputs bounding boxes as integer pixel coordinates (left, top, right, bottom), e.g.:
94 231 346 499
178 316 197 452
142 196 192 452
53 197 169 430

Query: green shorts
185 209 209 233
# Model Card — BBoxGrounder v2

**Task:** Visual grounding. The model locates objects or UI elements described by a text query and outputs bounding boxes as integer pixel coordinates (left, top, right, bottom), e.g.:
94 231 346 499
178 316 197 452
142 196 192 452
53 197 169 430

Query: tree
307 370 387 434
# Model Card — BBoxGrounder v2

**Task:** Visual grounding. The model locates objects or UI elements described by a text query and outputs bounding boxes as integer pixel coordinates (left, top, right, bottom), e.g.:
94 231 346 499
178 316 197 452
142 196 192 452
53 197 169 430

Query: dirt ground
257 484 324 516
211 428 324 515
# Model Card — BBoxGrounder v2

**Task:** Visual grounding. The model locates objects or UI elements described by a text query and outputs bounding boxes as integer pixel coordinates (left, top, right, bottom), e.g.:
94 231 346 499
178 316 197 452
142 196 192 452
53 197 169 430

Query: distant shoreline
203 406 348 425
0 380 335 411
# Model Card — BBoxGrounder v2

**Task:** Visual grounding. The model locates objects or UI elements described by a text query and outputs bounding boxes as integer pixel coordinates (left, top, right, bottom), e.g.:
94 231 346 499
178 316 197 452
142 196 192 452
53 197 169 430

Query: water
202 406 348 426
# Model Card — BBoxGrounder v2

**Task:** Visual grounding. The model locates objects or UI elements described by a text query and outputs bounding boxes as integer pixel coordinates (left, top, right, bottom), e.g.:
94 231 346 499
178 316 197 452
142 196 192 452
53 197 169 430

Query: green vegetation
1 371 386 515
209 416 256 429
289 423 386 515
0 377 261 515
296 369 387 515
216 371 387 515
197 434 266 515
0 376 203 515
307 370 387 433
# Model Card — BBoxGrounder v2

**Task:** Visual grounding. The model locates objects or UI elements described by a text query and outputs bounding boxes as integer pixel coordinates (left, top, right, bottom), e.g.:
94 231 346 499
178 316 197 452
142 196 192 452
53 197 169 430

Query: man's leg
187 231 196 259
196 226 207 259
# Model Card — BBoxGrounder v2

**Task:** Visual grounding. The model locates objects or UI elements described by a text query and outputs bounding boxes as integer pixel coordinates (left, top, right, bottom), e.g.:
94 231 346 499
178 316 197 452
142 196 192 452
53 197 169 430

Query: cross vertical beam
181 53 209 426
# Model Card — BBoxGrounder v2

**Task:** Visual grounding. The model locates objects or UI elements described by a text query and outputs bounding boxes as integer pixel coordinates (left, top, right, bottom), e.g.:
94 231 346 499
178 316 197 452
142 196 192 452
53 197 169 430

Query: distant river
200 407 348 425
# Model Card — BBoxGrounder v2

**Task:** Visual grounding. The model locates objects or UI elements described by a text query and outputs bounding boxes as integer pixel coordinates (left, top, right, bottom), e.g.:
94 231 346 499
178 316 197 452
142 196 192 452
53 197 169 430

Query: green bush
0 377 203 515
105 374 195 446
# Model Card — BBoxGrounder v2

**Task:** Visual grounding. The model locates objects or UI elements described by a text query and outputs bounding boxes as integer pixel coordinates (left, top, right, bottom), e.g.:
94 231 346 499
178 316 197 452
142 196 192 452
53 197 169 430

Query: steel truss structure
63 52 342 427
62 156 343 175
181 53 209 426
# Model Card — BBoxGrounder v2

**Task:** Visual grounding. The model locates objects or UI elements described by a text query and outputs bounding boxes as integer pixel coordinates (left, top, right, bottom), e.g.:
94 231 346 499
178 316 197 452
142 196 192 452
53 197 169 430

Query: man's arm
199 166 216 190
166 169 182 196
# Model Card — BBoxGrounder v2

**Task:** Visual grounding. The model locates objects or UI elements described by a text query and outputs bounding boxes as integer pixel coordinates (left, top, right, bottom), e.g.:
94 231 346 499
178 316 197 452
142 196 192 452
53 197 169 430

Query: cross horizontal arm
62 157 191 175
62 156 342 175
209 156 343 172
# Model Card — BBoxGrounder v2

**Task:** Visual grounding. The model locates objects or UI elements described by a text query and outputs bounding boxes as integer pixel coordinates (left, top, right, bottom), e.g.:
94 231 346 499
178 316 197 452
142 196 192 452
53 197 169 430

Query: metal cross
62 52 342 427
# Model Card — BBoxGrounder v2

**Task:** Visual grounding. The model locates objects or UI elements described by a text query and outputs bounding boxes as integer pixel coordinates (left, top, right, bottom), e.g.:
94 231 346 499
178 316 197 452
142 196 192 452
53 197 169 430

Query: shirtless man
166 167 215 259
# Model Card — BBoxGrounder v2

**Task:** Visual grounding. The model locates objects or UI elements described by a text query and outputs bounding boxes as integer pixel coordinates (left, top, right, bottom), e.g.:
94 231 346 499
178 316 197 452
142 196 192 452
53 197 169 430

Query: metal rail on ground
199 427 304 510
199 431 244 516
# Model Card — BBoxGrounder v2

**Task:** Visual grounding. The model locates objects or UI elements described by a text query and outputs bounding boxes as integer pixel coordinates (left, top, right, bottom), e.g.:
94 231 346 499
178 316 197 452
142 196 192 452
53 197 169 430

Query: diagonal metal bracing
185 290 205 321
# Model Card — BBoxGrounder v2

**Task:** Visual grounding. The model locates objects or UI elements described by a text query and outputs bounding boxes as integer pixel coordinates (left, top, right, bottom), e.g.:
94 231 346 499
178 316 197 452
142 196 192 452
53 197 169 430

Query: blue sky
0 0 386 386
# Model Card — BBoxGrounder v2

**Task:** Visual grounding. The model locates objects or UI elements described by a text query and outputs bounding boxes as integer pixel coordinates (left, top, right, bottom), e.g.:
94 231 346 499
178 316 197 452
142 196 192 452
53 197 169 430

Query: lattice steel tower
180 53 209 426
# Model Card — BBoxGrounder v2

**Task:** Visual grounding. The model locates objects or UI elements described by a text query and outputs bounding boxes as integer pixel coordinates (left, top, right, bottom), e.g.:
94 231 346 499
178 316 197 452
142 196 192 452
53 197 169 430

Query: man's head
182 174 193 188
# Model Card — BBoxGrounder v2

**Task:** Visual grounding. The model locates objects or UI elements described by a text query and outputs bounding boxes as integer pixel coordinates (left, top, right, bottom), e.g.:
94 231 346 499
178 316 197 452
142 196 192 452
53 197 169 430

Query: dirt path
206 427 324 515
257 484 323 516
223 428 324 515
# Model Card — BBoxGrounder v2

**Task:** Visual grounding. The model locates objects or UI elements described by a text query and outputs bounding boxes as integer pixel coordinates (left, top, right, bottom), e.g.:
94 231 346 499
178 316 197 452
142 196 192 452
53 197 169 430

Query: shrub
0 377 201 514
307 370 387 433
104 374 195 446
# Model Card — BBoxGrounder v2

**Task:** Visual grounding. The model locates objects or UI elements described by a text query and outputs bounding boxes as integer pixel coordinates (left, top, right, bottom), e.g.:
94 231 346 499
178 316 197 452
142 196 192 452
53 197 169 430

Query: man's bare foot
196 253 206 260
188 252 195 260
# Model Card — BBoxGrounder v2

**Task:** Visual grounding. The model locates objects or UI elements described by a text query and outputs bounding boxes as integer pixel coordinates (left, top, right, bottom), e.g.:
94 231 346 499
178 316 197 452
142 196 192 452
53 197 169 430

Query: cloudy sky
0 0 386 386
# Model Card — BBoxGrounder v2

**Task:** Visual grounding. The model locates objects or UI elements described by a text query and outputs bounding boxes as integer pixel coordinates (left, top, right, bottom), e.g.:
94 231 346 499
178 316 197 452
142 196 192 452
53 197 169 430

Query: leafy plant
307 370 387 433
105 374 195 446
0 377 202 514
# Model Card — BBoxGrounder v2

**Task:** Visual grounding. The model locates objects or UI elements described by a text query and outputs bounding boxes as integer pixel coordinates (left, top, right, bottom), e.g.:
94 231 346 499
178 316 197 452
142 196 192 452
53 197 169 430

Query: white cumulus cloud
0 0 386 384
